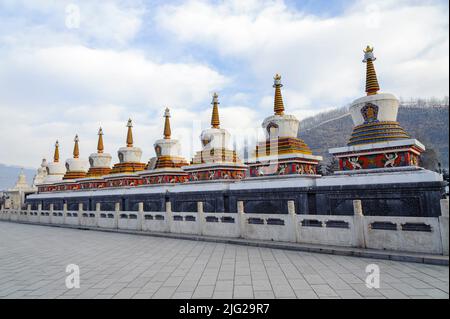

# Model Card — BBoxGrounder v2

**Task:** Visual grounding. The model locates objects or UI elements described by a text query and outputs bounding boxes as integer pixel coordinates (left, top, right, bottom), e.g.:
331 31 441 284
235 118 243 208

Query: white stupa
87 127 112 177
63 135 89 179
44 141 66 183
5 169 36 209
32 159 48 187
110 119 146 174
183 93 247 181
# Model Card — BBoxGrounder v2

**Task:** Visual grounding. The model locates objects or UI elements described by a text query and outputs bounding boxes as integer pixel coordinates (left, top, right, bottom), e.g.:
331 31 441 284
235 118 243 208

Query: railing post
287 200 298 242
114 202 120 229
49 204 54 224
37 203 42 223
197 201 204 235
237 201 245 238
78 203 83 226
63 203 68 224
439 198 449 256
166 201 172 233
353 200 366 248
27 204 31 222
95 203 101 227
138 202 144 231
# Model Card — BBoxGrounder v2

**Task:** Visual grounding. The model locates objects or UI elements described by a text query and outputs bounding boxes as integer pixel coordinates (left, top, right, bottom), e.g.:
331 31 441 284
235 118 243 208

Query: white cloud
0 44 229 167
0 0 145 46
156 0 449 106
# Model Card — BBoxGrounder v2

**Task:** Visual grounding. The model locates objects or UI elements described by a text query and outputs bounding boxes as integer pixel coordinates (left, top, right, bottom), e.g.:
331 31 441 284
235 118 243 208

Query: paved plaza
0 222 448 299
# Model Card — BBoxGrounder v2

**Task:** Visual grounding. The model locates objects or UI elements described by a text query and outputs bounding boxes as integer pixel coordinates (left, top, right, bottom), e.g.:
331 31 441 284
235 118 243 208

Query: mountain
299 98 449 169
0 164 35 191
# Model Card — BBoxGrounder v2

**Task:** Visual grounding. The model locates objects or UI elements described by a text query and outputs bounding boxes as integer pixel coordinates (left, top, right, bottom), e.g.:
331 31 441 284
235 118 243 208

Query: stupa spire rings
97 127 104 153
163 107 172 139
211 92 220 129
126 118 133 147
273 74 285 115
73 134 80 159
363 45 380 96
53 140 60 163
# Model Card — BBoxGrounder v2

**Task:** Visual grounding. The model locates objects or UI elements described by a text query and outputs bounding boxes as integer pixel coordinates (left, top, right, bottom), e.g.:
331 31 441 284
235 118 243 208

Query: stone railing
1 199 448 256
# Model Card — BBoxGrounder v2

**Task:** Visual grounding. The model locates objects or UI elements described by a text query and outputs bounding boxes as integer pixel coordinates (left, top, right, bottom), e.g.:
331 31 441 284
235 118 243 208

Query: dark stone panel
170 191 226 213
244 200 285 214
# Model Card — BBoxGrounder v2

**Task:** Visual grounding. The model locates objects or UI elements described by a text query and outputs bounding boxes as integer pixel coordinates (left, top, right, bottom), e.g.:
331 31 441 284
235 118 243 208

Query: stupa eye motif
154 145 162 157
361 103 379 124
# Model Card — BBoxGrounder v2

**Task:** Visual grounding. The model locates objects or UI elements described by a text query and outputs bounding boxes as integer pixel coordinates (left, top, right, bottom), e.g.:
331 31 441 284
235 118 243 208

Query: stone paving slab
5 220 448 266
0 222 448 299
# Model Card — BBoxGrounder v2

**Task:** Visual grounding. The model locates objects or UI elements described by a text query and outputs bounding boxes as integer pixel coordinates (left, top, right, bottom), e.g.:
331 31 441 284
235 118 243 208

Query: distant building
3 169 36 209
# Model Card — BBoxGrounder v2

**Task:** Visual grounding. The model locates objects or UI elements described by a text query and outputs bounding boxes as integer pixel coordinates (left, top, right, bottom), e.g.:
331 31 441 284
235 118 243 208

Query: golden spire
211 92 220 128
53 140 60 163
273 74 285 115
126 119 133 147
97 127 104 153
163 108 172 139
363 45 380 96
73 135 80 159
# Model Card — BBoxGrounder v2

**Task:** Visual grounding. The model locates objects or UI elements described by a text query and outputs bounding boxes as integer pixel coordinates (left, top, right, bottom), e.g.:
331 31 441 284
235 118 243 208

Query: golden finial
53 140 60 163
211 92 220 129
163 108 171 139
126 119 133 147
363 45 380 95
97 127 104 153
73 135 80 159
273 74 285 115
364 45 374 53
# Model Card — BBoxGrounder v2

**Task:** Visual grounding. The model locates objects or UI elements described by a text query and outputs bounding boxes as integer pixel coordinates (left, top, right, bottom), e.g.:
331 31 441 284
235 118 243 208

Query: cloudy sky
0 0 448 169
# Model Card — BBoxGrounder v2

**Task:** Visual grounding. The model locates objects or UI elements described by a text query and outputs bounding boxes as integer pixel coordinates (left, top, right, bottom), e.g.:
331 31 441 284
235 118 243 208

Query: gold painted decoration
73 135 80 159
363 45 380 96
211 92 220 128
54 140 60 163
97 127 104 153
126 119 133 147
273 74 285 115
164 108 172 139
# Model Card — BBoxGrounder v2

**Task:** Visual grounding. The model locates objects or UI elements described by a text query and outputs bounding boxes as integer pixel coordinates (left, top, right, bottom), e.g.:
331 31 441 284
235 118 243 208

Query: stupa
43 141 66 183
110 119 146 174
247 74 322 177
329 46 425 172
183 93 247 181
4 169 36 209
139 108 189 184
32 159 48 186
87 128 112 177
106 119 146 188
63 135 89 180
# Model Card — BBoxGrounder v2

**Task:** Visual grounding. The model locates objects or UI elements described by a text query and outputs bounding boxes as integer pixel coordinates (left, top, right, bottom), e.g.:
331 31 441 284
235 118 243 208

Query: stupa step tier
110 162 147 174
348 121 410 146
253 137 313 157
62 171 87 180
154 156 189 169
192 149 240 164
87 167 112 177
